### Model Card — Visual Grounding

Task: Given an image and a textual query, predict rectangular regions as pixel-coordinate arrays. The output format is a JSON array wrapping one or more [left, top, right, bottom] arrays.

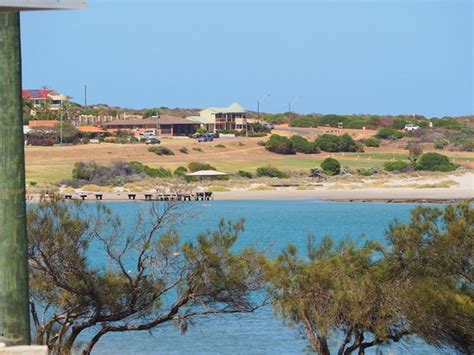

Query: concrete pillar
[[0, 12, 31, 346]]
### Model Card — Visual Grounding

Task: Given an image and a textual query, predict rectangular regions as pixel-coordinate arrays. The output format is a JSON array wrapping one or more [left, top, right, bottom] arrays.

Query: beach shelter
[[186, 170, 228, 185]]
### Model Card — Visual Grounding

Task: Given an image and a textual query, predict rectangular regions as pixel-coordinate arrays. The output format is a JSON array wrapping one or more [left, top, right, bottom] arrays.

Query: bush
[[289, 135, 319, 154], [357, 168, 376, 176], [179, 147, 189, 154], [315, 134, 360, 152], [148, 146, 175, 156], [376, 128, 403, 140], [290, 114, 380, 129], [416, 153, 458, 172], [215, 144, 226, 148], [192, 147, 203, 152], [144, 166, 172, 178], [364, 137, 380, 147], [238, 170, 253, 179], [320, 158, 341, 176], [188, 162, 216, 172], [265, 134, 295, 155], [383, 161, 411, 172], [174, 166, 188, 177], [434, 139, 449, 150], [256, 166, 288, 178]]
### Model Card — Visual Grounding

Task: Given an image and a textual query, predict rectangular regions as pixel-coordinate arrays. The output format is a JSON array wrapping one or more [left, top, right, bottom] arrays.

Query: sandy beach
[[31, 173, 473, 203]]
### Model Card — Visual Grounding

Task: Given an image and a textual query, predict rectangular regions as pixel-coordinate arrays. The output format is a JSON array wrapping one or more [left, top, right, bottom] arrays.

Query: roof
[[77, 126, 106, 133], [186, 115, 214, 124], [156, 115, 199, 125], [0, 1, 86, 11], [28, 120, 58, 128], [23, 89, 70, 101], [203, 103, 246, 114], [187, 170, 228, 177], [102, 119, 157, 127]]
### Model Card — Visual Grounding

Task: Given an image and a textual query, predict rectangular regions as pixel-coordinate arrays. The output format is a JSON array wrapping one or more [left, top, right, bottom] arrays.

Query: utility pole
[[84, 84, 88, 107], [257, 93, 269, 124], [288, 96, 302, 123], [0, 12, 31, 346]]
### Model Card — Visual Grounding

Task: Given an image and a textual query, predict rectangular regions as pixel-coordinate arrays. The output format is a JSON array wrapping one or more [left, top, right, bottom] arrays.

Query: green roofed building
[[187, 103, 255, 133]]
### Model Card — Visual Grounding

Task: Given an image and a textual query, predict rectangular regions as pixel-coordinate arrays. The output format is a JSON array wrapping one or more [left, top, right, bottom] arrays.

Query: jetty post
[[0, 1, 86, 346]]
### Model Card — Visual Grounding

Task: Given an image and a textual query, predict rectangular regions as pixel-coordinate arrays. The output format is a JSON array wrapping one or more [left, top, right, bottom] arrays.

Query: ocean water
[[76, 201, 450, 354]]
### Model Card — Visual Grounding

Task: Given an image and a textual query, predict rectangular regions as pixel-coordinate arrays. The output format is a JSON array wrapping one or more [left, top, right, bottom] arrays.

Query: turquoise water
[[81, 201, 449, 354]]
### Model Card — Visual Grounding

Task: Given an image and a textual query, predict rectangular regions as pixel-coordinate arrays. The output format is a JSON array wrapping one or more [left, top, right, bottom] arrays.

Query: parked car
[[404, 124, 420, 132], [145, 137, 161, 145], [198, 134, 214, 142]]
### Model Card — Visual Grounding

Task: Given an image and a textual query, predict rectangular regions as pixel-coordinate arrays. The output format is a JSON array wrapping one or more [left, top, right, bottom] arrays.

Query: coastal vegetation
[[26, 200, 473, 354], [267, 203, 473, 354], [148, 146, 175, 156], [28, 198, 266, 355], [320, 158, 341, 176]]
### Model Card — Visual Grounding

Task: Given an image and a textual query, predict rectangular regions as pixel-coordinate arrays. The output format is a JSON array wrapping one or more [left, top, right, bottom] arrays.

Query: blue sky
[[21, 0, 472, 117]]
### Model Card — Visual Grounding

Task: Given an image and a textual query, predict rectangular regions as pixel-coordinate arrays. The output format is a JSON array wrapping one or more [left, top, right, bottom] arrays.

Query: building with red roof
[[22, 88, 70, 111]]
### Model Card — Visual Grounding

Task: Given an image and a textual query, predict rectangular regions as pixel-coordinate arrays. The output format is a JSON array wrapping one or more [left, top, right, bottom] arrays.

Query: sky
[[21, 0, 473, 117]]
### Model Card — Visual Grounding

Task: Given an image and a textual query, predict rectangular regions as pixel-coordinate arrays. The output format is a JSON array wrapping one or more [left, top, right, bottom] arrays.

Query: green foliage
[[196, 127, 207, 134], [289, 135, 319, 154], [142, 108, 160, 118], [54, 121, 79, 144], [431, 118, 464, 131], [357, 168, 377, 176], [320, 158, 341, 175], [262, 113, 289, 125], [173, 166, 188, 177], [434, 139, 449, 150], [179, 147, 189, 154], [364, 137, 380, 147], [416, 152, 458, 172], [376, 127, 403, 140], [315, 134, 361, 152], [143, 166, 172, 178], [148, 146, 175, 156], [188, 162, 216, 172], [386, 204, 473, 353], [290, 114, 381, 129], [265, 134, 295, 155], [267, 204, 474, 354], [215, 144, 226, 148], [383, 161, 411, 172], [238, 170, 253, 179], [256, 165, 289, 178], [27, 199, 266, 354]]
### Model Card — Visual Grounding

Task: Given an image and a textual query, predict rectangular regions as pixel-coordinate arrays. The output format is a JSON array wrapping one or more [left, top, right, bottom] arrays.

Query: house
[[23, 89, 70, 111], [28, 120, 59, 129], [187, 103, 254, 132], [101, 116, 198, 137]]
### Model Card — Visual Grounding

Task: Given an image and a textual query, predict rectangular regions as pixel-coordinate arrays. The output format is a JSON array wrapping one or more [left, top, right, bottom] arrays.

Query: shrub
[[364, 137, 380, 147], [144, 166, 172, 178], [406, 143, 423, 164], [179, 147, 189, 154], [383, 161, 411, 172], [289, 135, 319, 154], [256, 166, 288, 178], [192, 147, 203, 152], [357, 168, 376, 176], [148, 146, 175, 156], [434, 139, 449, 150], [320, 158, 341, 176], [376, 128, 403, 140], [174, 166, 188, 177], [238, 170, 253, 179], [215, 144, 226, 148], [265, 134, 295, 155], [128, 161, 146, 174], [188, 162, 216, 172], [315, 134, 360, 152], [416, 153, 458, 172]]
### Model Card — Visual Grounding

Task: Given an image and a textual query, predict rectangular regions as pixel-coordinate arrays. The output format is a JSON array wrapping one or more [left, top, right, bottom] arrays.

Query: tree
[[267, 236, 409, 355], [27, 198, 266, 354], [387, 204, 473, 354], [321, 158, 341, 175], [54, 121, 79, 144], [267, 204, 473, 354], [406, 142, 423, 164], [265, 134, 295, 155], [416, 152, 458, 172]]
